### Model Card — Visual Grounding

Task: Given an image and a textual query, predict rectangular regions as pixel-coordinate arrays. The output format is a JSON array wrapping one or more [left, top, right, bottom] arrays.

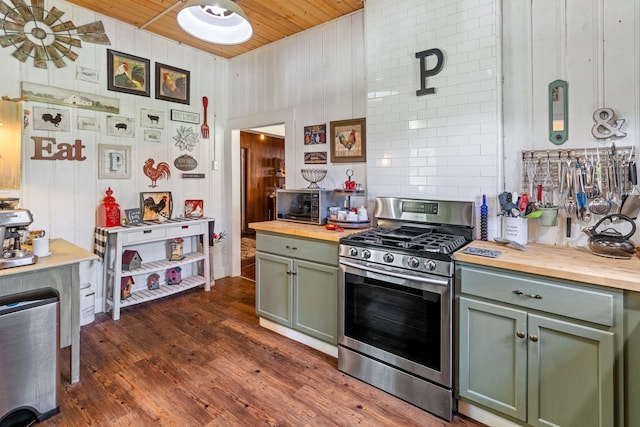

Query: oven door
[[338, 259, 452, 387]]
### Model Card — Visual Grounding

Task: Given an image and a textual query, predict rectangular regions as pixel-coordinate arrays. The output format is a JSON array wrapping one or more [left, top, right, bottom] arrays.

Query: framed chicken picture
[[155, 62, 190, 105], [140, 191, 173, 221], [106, 49, 150, 97], [330, 118, 367, 163]]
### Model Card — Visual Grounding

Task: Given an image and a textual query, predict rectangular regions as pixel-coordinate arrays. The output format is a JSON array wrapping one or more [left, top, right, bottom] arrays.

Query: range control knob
[[425, 260, 437, 271], [383, 253, 394, 263], [408, 257, 420, 268], [361, 249, 371, 259], [348, 247, 358, 257]]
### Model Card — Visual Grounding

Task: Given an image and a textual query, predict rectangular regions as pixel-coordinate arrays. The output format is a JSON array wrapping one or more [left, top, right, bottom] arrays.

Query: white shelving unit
[[99, 218, 212, 320]]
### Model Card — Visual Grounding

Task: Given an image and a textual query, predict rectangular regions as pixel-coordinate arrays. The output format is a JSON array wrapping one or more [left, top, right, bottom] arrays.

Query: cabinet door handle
[[291, 270, 297, 275], [512, 290, 542, 299], [286, 270, 291, 275], [285, 245, 298, 250], [516, 331, 526, 339], [529, 334, 539, 342]]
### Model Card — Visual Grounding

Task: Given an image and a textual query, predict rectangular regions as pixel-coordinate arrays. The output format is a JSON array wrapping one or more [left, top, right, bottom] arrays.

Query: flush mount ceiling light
[[177, 0, 253, 45]]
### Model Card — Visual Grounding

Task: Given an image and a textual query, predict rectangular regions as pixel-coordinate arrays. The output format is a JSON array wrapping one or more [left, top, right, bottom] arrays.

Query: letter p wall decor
[[415, 48, 444, 96]]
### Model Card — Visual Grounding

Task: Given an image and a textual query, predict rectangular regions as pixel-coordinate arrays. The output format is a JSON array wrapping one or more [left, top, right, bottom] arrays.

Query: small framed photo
[[330, 118, 366, 163], [107, 49, 150, 97], [33, 106, 70, 132], [141, 191, 173, 221], [155, 62, 190, 105], [98, 144, 131, 179], [77, 116, 99, 131], [304, 124, 326, 145], [184, 199, 203, 217]]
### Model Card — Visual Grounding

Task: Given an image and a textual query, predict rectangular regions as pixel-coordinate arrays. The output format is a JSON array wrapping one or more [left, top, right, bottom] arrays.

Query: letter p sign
[[415, 48, 444, 96]]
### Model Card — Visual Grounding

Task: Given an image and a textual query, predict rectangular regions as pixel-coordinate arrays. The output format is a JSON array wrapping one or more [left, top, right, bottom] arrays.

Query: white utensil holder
[[502, 217, 528, 245]]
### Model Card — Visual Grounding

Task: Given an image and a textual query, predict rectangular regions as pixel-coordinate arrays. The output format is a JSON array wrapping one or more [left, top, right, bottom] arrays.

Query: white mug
[[32, 237, 50, 256]]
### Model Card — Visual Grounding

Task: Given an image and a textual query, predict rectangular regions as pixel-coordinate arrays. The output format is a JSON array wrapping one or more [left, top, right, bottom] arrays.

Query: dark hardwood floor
[[44, 277, 484, 426]]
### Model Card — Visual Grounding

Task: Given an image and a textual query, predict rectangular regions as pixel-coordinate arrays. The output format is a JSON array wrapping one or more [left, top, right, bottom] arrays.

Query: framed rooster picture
[[106, 49, 150, 97], [155, 62, 190, 105], [330, 118, 367, 163], [140, 191, 173, 221]]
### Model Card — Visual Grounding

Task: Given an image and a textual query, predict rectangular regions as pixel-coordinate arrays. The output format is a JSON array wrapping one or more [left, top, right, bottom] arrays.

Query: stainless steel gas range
[[337, 197, 475, 421]]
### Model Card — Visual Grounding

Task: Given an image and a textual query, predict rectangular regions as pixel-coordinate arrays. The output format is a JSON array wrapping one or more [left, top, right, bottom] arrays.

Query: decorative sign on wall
[[22, 81, 120, 113], [415, 48, 444, 96], [143, 158, 171, 188], [0, 1, 110, 69], [591, 108, 627, 140], [170, 109, 199, 123], [33, 106, 70, 131], [140, 108, 164, 129], [30, 136, 86, 161], [174, 154, 198, 171], [172, 125, 199, 151], [106, 115, 135, 138], [304, 124, 326, 144], [304, 152, 327, 164]]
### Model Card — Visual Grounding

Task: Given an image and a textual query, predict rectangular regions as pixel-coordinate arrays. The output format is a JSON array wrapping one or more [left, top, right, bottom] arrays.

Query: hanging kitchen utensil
[[565, 196, 576, 237], [542, 151, 554, 205], [582, 214, 637, 259], [620, 159, 640, 219], [201, 96, 210, 139]]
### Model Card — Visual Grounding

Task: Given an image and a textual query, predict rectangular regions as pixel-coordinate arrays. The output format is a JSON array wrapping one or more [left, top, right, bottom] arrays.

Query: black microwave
[[275, 189, 338, 225]]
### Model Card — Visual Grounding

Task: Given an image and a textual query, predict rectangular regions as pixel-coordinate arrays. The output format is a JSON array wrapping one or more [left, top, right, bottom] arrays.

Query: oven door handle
[[340, 259, 450, 288]]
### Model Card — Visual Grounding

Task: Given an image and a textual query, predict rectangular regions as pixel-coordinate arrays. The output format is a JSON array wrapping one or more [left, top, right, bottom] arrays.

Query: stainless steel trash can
[[0, 289, 60, 426]]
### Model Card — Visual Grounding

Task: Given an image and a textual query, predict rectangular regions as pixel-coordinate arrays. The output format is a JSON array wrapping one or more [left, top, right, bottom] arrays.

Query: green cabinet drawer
[[256, 233, 338, 266], [457, 264, 620, 327]]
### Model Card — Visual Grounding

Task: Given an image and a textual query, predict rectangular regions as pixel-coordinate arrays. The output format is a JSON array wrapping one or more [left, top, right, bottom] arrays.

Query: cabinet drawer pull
[[529, 334, 539, 342], [285, 245, 298, 250], [516, 331, 525, 339], [143, 230, 152, 234], [512, 290, 542, 299]]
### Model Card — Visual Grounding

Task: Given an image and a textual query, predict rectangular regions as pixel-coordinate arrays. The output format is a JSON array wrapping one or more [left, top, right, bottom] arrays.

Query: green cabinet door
[[293, 259, 338, 343], [459, 296, 528, 421], [256, 251, 293, 326], [528, 314, 615, 427]]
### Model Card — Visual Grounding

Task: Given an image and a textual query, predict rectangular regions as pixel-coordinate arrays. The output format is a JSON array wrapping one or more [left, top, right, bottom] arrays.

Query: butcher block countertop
[[0, 238, 97, 277], [249, 220, 369, 242], [454, 240, 640, 293]]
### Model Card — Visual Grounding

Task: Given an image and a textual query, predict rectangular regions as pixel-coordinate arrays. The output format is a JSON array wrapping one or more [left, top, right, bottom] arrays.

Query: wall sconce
[[177, 0, 253, 45]]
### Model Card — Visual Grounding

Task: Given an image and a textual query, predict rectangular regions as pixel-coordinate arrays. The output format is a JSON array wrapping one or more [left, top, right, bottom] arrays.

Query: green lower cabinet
[[255, 232, 339, 345], [459, 296, 615, 427], [256, 252, 293, 326], [293, 259, 338, 343], [528, 314, 614, 427]]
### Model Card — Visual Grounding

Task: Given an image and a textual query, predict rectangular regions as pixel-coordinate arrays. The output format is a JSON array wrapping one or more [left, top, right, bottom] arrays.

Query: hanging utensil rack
[[520, 146, 634, 197]]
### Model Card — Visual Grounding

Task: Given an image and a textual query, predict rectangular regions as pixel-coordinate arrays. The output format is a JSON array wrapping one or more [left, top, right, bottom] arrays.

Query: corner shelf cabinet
[[99, 218, 212, 320]]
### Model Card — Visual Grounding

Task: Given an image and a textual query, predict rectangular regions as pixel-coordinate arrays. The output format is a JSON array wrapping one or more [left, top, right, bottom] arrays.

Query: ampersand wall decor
[[0, 0, 111, 69], [591, 108, 627, 140]]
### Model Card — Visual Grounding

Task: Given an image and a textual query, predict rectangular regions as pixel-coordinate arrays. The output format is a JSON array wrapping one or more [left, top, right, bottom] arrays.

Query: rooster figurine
[[143, 158, 171, 188]]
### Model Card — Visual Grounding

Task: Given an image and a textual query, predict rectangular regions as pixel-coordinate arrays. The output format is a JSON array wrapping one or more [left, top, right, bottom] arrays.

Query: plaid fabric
[[93, 227, 109, 260]]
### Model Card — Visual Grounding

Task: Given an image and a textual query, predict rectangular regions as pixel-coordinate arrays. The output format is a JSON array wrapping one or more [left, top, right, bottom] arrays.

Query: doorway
[[239, 129, 285, 280], [228, 109, 294, 279]]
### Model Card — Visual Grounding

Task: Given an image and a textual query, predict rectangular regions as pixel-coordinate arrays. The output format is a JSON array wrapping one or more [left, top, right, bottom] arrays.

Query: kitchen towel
[[93, 227, 109, 260]]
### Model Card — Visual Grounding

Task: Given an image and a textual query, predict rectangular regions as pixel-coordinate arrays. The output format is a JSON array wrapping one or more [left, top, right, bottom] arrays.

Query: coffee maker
[[0, 209, 37, 269]]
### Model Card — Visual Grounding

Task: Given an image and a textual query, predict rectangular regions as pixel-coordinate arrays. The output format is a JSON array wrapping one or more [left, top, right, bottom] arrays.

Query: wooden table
[[0, 239, 98, 383]]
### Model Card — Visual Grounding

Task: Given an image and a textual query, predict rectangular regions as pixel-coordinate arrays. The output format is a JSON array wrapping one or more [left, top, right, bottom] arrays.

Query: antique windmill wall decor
[[0, 0, 111, 69]]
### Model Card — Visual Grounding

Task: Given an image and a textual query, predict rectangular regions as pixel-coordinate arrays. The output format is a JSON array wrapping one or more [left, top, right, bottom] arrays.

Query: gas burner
[[341, 227, 469, 256]]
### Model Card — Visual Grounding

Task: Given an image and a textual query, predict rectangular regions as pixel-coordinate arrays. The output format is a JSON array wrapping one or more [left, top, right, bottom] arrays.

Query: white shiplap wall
[[503, 0, 640, 246], [0, 0, 229, 306], [365, 0, 500, 238]]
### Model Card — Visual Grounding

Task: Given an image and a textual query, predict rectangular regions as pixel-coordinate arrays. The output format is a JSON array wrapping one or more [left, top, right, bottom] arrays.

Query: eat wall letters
[[31, 136, 86, 161], [415, 48, 444, 96]]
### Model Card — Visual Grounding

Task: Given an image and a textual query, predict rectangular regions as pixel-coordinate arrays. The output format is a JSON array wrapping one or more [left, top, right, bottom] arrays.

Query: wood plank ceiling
[[66, 0, 365, 59]]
